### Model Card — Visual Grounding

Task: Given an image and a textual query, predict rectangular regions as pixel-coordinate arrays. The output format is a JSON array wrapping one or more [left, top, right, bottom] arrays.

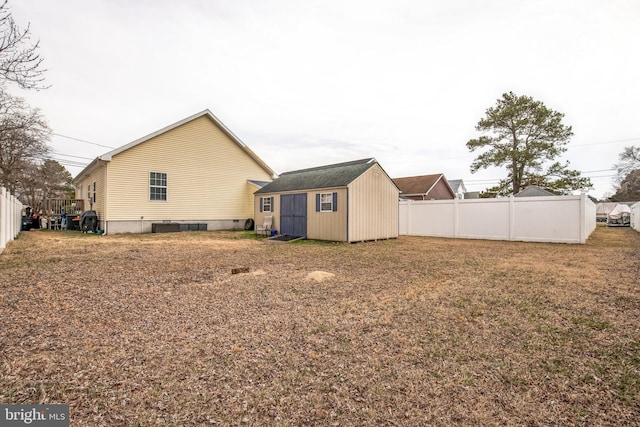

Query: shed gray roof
[[255, 158, 377, 194]]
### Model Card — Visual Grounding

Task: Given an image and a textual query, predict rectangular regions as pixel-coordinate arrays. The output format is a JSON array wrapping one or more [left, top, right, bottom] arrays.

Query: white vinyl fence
[[1, 186, 23, 254], [631, 202, 640, 232], [400, 193, 596, 244]]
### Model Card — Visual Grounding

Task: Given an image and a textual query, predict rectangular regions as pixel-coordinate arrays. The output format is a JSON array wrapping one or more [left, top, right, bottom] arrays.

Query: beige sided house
[[254, 158, 399, 242], [73, 110, 274, 234]]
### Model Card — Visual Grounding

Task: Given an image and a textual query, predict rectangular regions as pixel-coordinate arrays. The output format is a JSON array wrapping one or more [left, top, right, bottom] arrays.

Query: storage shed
[[254, 158, 399, 242]]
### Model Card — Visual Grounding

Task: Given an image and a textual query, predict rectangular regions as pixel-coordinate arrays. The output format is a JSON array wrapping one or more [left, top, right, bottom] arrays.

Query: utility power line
[[52, 133, 115, 149], [569, 137, 640, 148], [51, 151, 94, 160]]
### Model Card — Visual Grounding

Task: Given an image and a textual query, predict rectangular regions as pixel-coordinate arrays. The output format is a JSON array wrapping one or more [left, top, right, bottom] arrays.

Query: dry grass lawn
[[1, 225, 639, 426]]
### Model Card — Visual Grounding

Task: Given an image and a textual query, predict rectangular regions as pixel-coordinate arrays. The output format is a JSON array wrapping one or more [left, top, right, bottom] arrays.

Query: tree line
[[0, 0, 72, 214]]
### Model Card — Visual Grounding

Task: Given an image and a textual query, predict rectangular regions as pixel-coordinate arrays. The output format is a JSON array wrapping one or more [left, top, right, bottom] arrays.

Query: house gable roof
[[392, 173, 454, 197], [255, 158, 379, 194], [73, 109, 274, 181], [514, 185, 556, 197], [448, 179, 466, 193]]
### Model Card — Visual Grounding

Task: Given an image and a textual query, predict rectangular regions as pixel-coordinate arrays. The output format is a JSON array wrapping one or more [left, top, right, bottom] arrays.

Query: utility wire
[[51, 151, 94, 160], [569, 137, 640, 148], [52, 133, 116, 149]]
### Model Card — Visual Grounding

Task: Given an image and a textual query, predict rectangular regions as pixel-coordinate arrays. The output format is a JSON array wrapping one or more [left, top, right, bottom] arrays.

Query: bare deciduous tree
[[0, 0, 47, 90], [614, 145, 640, 183], [17, 159, 72, 212], [0, 89, 50, 194]]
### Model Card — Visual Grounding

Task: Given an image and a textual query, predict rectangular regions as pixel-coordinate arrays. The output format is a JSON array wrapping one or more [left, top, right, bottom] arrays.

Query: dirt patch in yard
[[1, 226, 639, 426]]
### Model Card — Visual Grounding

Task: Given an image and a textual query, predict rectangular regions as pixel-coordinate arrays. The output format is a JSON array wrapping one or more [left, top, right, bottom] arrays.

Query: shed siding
[[306, 188, 347, 241], [347, 164, 399, 241], [255, 189, 348, 241], [254, 194, 281, 233], [105, 115, 272, 221]]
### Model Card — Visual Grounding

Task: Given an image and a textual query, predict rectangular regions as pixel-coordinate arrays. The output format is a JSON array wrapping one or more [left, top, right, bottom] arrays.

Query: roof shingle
[[255, 158, 377, 194], [392, 174, 444, 196]]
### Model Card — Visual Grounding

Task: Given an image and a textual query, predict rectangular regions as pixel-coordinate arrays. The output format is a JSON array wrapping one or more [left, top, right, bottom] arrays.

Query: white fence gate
[[399, 194, 596, 244], [1, 186, 23, 254]]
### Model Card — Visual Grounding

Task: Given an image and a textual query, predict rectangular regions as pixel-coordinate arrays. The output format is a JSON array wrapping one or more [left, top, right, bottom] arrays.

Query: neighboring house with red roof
[[392, 174, 456, 200]]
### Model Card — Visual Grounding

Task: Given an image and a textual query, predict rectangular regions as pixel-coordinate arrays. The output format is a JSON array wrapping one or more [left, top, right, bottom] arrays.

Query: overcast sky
[[9, 0, 640, 198]]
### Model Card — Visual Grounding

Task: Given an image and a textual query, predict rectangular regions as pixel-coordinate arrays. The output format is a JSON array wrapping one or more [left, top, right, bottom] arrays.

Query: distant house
[[448, 179, 467, 199], [73, 110, 274, 234], [514, 185, 556, 198], [464, 191, 480, 199], [254, 158, 399, 242], [392, 173, 455, 200]]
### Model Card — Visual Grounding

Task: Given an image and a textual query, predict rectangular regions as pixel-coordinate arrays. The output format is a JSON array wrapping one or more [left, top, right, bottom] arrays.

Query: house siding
[[74, 161, 107, 227], [104, 115, 272, 222], [402, 180, 454, 200], [347, 164, 399, 241], [428, 179, 455, 199]]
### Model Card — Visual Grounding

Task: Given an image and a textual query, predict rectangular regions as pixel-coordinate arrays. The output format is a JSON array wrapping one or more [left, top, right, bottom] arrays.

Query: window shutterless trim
[[149, 171, 168, 201]]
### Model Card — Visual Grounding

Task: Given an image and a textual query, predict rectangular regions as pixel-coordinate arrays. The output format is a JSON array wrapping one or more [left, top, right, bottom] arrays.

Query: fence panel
[[400, 194, 596, 244], [0, 186, 23, 254], [632, 202, 640, 232]]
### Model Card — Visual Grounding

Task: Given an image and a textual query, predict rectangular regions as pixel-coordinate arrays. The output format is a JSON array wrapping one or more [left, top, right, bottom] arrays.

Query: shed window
[[260, 196, 273, 212], [316, 192, 338, 212], [150, 172, 167, 201]]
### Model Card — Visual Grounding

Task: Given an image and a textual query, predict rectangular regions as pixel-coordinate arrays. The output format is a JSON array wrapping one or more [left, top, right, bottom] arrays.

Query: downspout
[[101, 159, 108, 235]]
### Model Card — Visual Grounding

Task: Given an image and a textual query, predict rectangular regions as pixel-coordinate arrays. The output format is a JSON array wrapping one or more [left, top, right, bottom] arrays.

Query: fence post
[[13, 191, 21, 239], [406, 199, 412, 235], [579, 192, 586, 244], [0, 187, 6, 252], [453, 197, 459, 238], [0, 186, 23, 253]]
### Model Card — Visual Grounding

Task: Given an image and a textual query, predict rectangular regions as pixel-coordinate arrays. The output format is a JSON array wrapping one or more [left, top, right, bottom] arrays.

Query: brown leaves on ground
[[1, 226, 639, 426]]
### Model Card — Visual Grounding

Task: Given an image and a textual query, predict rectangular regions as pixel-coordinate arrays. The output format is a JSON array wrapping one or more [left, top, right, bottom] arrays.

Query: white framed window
[[316, 192, 337, 212], [261, 197, 272, 212], [150, 172, 167, 201], [320, 192, 333, 212]]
